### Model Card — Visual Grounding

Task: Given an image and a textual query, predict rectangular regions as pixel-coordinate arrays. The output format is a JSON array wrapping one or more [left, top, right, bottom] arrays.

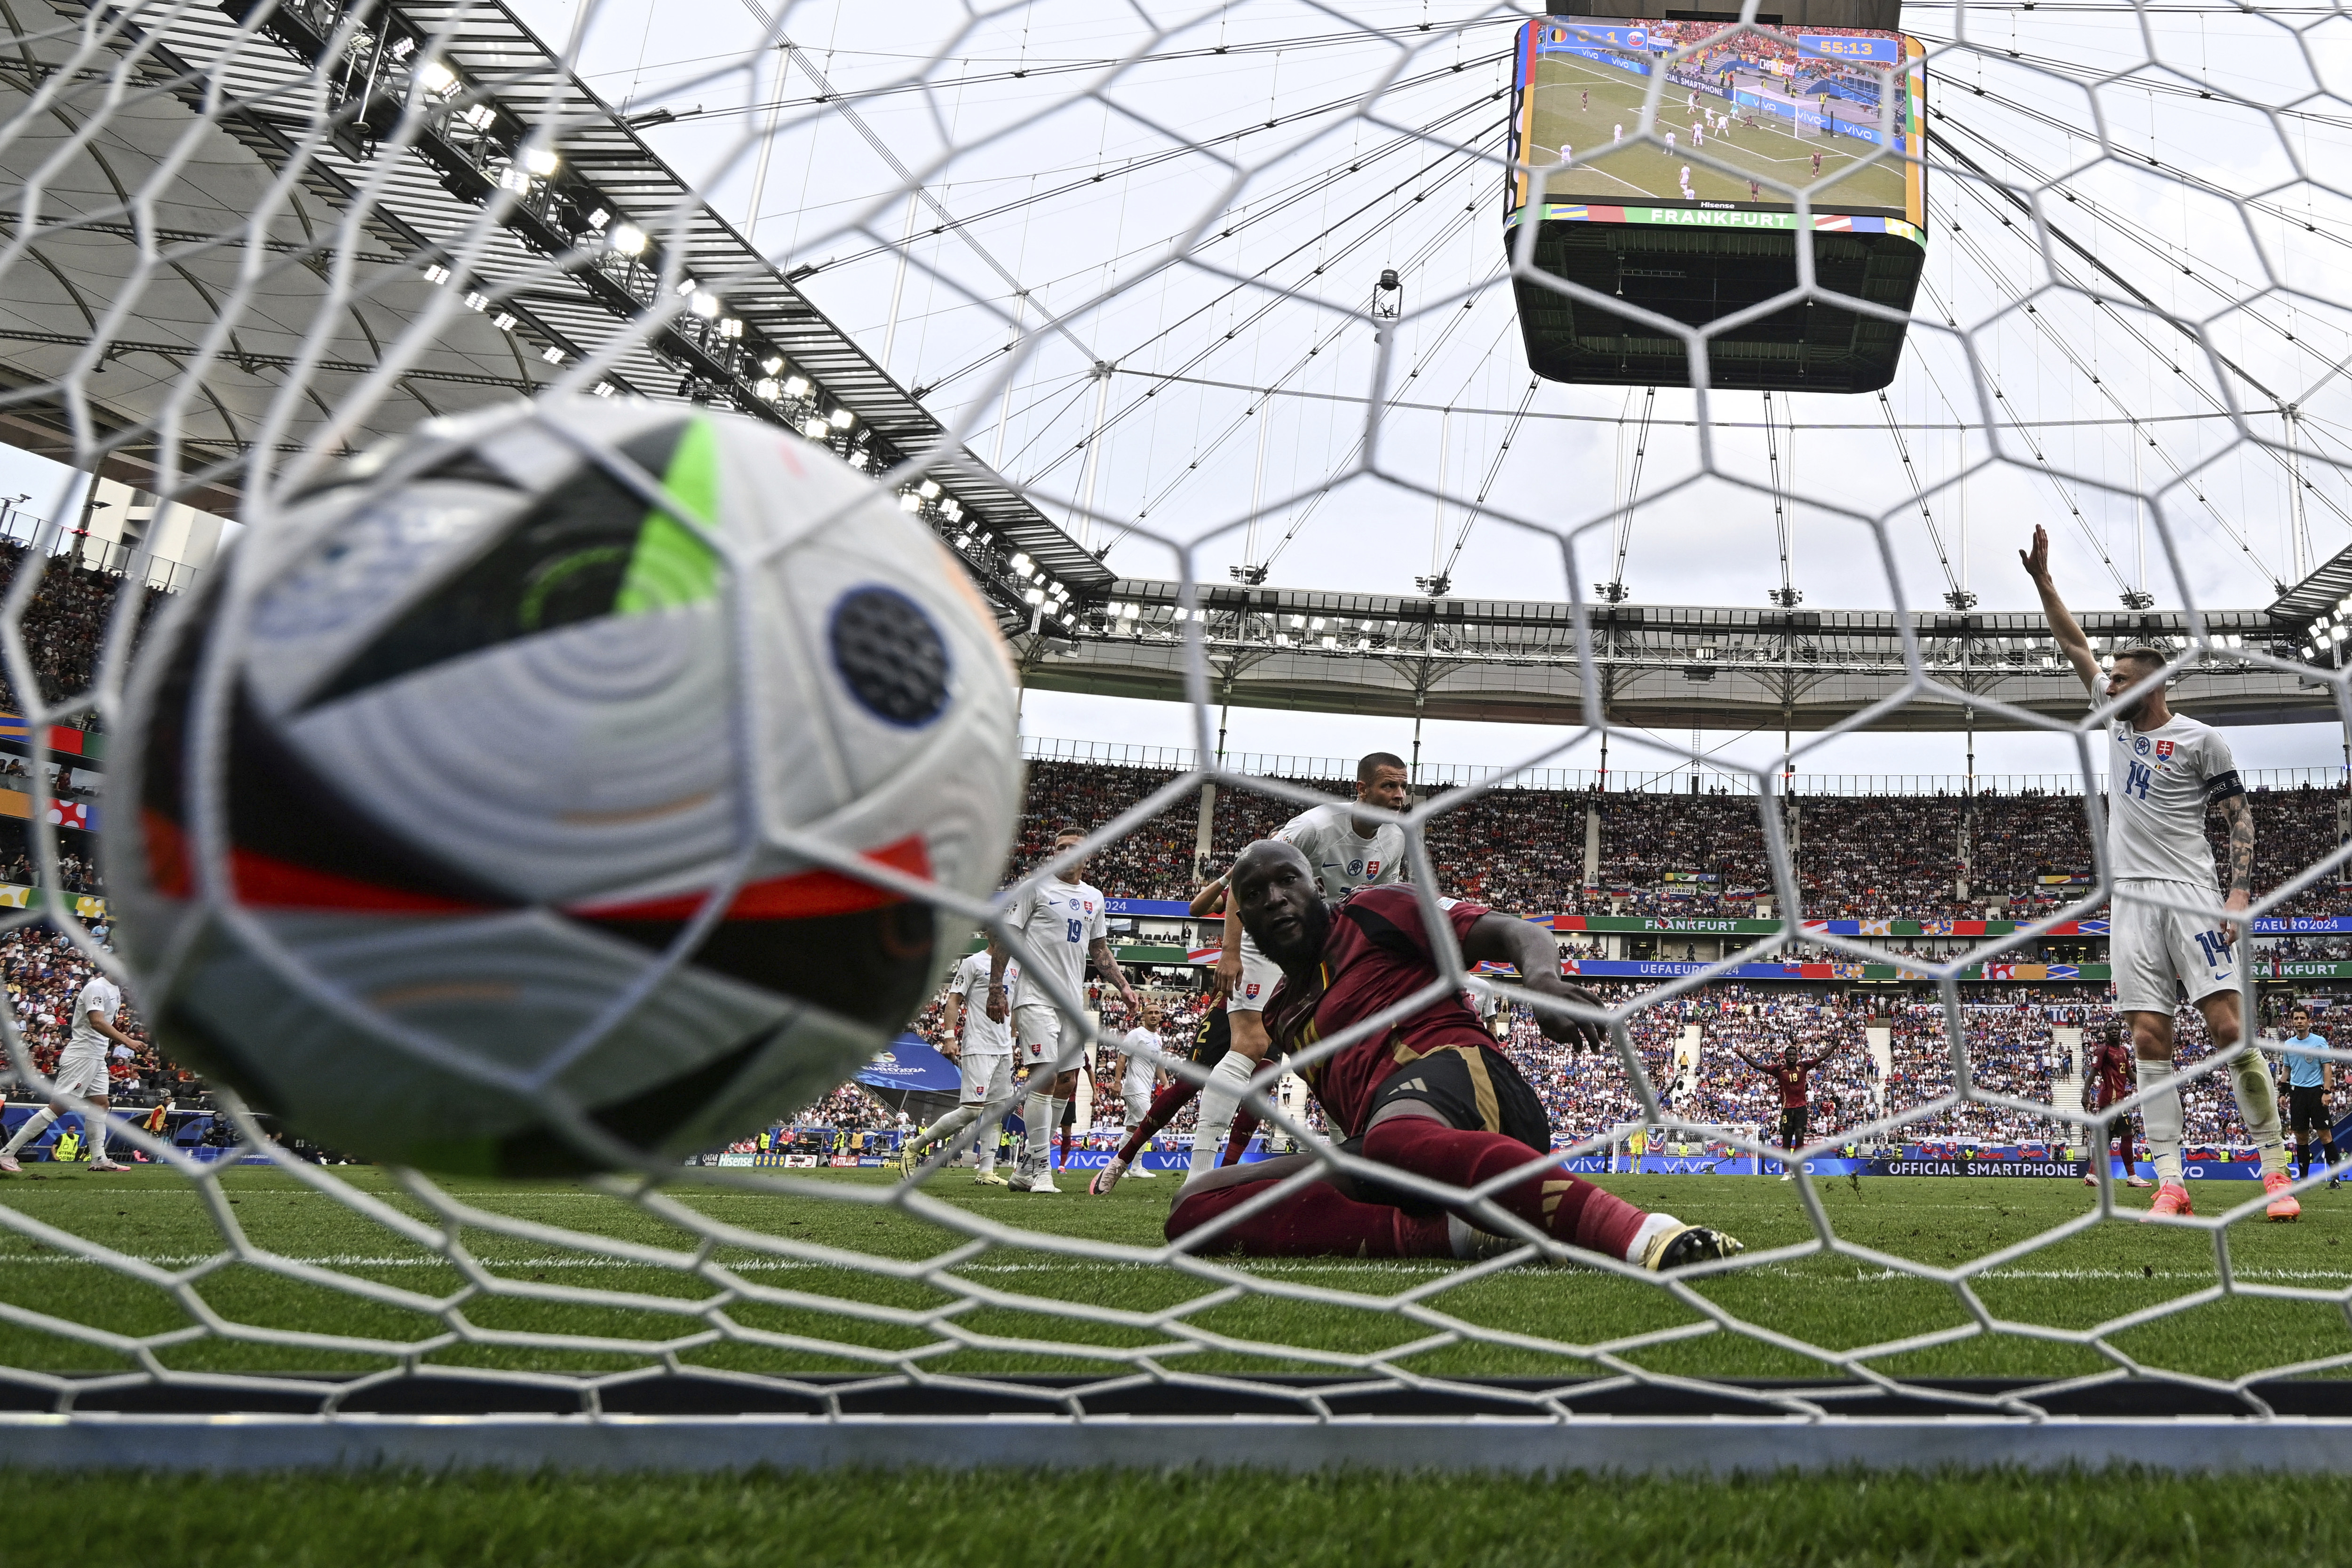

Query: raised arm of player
[[1803, 1038, 1851, 1071], [1188, 873, 1230, 918], [2019, 524, 2101, 694], [1089, 935, 1143, 1015], [1461, 913, 1605, 1051]]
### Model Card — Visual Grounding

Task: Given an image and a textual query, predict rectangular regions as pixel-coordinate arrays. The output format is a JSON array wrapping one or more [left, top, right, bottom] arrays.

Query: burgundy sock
[[1165, 1178, 1450, 1258], [1362, 1117, 1649, 1260], [1118, 1081, 1199, 1163], [1220, 1067, 1281, 1166], [1223, 1107, 1259, 1167]]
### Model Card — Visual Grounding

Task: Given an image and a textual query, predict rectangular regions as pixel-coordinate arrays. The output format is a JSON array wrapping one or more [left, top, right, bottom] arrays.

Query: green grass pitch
[[12, 1465, 2352, 1567], [4, 1164, 2350, 1384], [1525, 54, 1907, 212]]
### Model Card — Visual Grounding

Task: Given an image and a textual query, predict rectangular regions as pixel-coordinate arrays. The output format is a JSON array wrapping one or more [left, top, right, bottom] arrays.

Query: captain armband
[[2206, 770, 2245, 804]]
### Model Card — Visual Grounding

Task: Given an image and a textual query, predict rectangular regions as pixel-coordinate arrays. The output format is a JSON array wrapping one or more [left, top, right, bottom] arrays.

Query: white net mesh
[[3, 0, 2352, 1427]]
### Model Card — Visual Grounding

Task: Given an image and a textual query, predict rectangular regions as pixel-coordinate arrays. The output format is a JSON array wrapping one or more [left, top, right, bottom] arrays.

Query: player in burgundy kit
[[2081, 1018, 2149, 1187], [1732, 1040, 1848, 1179], [1162, 842, 1742, 1270]]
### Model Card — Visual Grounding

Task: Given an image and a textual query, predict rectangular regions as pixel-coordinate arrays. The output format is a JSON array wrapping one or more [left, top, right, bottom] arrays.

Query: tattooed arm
[[2216, 788, 2253, 945]]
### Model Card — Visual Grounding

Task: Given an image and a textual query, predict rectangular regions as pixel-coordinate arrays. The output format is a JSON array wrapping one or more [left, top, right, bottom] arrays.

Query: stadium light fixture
[[462, 104, 497, 131], [585, 207, 610, 231], [541, 346, 565, 365], [899, 493, 921, 512], [761, 357, 783, 375], [801, 417, 828, 439], [848, 450, 870, 469], [492, 312, 517, 332], [522, 146, 560, 177], [1024, 588, 1045, 606], [719, 317, 744, 339], [607, 223, 648, 256], [829, 408, 854, 429], [918, 479, 940, 498], [689, 291, 721, 319], [417, 59, 457, 95], [784, 375, 809, 398], [755, 377, 779, 400], [461, 291, 488, 311], [421, 263, 450, 284], [1010, 553, 1032, 573]]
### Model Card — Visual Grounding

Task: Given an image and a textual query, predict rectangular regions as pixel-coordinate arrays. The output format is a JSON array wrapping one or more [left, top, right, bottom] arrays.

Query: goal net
[[1, 0, 2350, 1465]]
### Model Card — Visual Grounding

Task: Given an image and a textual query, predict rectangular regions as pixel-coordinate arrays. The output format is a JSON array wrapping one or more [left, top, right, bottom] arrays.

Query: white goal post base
[[8, 1413, 2352, 1474]]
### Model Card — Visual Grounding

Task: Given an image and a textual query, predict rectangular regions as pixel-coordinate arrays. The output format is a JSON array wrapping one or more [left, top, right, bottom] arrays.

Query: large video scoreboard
[[1506, 9, 1927, 391]]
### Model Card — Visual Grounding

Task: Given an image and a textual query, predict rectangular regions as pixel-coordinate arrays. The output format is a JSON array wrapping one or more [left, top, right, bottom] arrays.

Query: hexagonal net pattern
[[3, 0, 2352, 1440]]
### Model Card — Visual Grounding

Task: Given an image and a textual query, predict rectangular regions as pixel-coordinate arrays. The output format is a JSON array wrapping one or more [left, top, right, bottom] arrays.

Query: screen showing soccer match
[[1509, 17, 1924, 224]]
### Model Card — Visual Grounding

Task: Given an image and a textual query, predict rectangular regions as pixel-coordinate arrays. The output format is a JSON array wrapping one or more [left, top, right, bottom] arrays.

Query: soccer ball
[[106, 398, 1021, 1174]]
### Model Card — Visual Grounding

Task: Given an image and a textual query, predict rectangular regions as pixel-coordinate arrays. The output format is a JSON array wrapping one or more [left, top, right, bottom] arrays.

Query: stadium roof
[[0, 0, 1108, 615], [1016, 586, 2333, 732]]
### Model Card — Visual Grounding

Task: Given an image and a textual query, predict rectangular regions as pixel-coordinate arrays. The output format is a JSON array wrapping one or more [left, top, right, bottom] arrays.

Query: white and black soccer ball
[[106, 398, 1020, 1174]]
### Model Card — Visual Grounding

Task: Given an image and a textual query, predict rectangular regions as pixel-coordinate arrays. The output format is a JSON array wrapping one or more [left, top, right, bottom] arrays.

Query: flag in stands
[[46, 800, 85, 829]]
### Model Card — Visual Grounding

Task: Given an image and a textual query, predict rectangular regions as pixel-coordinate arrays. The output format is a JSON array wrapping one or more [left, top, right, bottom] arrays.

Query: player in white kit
[[986, 826, 1143, 1194], [1114, 1006, 1170, 1179], [2023, 525, 2292, 1219], [897, 947, 1022, 1184], [1194, 752, 1413, 1173], [0, 967, 136, 1174]]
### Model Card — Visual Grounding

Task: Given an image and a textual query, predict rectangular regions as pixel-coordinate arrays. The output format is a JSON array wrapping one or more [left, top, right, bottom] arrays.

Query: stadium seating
[[1013, 758, 2347, 922]]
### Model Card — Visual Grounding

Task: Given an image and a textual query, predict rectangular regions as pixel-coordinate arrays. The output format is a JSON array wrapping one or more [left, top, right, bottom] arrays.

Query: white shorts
[[960, 1052, 1013, 1106], [1123, 1084, 1154, 1124], [1014, 1002, 1077, 1070], [2111, 883, 2236, 1013], [49, 1047, 108, 1099], [1227, 936, 1284, 1015]]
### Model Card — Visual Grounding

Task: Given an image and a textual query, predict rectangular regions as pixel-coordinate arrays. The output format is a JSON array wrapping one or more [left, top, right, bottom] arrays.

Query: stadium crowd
[[1013, 759, 2351, 924]]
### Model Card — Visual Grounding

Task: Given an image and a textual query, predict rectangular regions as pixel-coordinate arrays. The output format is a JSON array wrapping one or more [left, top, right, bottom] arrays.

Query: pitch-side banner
[[853, 1035, 960, 1095], [1560, 958, 2108, 981]]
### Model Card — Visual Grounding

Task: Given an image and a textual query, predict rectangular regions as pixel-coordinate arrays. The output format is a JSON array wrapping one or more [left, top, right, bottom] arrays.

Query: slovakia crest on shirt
[[2134, 736, 2151, 755], [1083, 900, 1094, 913], [1245, 982, 1262, 999], [1366, 859, 1381, 877], [2156, 740, 2174, 759]]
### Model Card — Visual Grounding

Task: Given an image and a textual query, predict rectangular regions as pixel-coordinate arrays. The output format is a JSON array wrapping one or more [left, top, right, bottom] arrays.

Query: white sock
[[1625, 1212, 1678, 1265], [975, 1088, 1017, 1172], [1023, 1089, 1055, 1160], [1043, 1098, 1068, 1168], [2136, 1057, 2185, 1186], [2226, 1048, 2288, 1176], [3, 1106, 57, 1156], [86, 1112, 106, 1164], [1190, 1051, 1256, 1174], [911, 1104, 979, 1159]]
